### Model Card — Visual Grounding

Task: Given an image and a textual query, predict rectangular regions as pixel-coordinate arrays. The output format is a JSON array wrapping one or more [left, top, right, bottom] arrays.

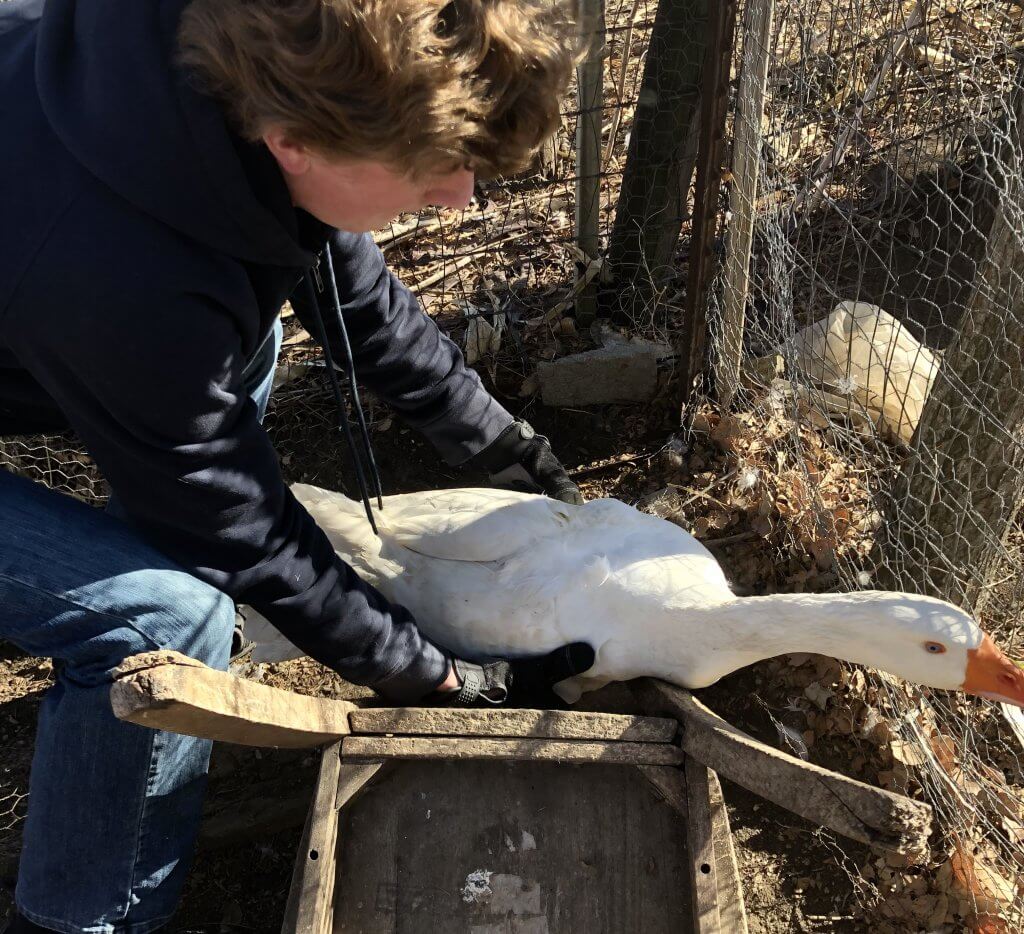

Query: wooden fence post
[[716, 0, 775, 408]]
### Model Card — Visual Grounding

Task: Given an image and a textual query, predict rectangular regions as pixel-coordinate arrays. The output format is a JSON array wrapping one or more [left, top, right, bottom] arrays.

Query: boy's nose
[[425, 167, 475, 210]]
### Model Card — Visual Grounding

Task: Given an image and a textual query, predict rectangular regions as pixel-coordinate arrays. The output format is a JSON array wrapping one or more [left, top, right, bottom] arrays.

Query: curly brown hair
[[178, 0, 579, 179]]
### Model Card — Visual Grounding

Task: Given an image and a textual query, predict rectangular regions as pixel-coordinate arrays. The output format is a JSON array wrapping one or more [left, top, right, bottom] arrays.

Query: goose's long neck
[[655, 591, 933, 687], [719, 592, 880, 655]]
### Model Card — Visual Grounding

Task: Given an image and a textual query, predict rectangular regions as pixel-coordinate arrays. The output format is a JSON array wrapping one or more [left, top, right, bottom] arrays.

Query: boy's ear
[[262, 126, 311, 176]]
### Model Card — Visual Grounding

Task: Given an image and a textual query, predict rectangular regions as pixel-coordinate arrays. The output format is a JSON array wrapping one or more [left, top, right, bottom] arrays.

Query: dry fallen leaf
[[950, 843, 1017, 933], [804, 681, 834, 711], [890, 738, 929, 767], [710, 415, 746, 453]]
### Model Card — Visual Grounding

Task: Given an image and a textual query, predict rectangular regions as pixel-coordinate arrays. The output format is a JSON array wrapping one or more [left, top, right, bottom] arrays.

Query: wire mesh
[[0, 434, 108, 506], [709, 0, 1024, 927]]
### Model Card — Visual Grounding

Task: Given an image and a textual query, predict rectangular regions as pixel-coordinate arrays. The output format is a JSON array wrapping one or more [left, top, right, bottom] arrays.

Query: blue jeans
[[0, 319, 282, 932]]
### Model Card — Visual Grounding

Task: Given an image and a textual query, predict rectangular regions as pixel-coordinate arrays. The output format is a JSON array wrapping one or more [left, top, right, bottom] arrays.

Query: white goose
[[243, 484, 1024, 707]]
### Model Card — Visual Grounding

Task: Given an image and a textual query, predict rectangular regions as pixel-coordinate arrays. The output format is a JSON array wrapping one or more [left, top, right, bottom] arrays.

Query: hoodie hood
[[35, 0, 314, 268]]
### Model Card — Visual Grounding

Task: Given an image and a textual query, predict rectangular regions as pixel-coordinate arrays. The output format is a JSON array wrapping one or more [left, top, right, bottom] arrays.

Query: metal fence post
[[575, 0, 606, 326], [677, 0, 739, 405]]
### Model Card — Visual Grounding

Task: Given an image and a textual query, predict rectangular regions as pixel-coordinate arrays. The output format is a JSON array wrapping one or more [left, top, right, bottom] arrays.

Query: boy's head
[[179, 0, 579, 230]]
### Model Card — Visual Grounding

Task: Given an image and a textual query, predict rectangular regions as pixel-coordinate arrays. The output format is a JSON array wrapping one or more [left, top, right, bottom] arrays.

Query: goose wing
[[374, 487, 575, 563]]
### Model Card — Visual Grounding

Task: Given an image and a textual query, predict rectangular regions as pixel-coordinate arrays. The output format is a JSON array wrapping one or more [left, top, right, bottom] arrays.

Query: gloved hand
[[470, 419, 583, 505], [435, 643, 595, 708]]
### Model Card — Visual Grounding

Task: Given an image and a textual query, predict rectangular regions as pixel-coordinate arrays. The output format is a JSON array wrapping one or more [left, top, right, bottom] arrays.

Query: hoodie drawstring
[[302, 249, 383, 534]]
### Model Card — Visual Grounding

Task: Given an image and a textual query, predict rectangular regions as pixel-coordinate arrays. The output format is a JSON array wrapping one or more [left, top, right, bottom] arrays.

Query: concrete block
[[537, 339, 669, 407]]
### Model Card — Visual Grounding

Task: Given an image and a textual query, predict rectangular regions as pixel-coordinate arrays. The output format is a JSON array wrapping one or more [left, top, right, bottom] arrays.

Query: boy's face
[[263, 127, 475, 232]]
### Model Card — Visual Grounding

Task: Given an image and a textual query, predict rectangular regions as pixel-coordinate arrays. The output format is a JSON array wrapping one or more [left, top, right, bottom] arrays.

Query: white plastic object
[[790, 301, 939, 444]]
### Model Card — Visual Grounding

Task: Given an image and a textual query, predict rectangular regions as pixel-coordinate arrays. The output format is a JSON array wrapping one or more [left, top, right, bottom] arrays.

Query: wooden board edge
[[341, 735, 684, 766], [335, 760, 386, 811], [639, 763, 748, 933], [111, 650, 353, 748], [637, 764, 688, 819], [282, 742, 344, 934], [707, 770, 749, 934], [349, 706, 677, 742], [686, 758, 722, 934], [635, 679, 931, 855]]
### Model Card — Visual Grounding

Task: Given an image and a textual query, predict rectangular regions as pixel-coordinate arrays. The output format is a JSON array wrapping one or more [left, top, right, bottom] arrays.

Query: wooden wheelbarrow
[[110, 652, 931, 933]]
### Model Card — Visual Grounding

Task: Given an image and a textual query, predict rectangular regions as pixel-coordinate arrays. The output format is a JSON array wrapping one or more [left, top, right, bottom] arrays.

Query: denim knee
[[55, 569, 236, 688], [163, 572, 236, 671]]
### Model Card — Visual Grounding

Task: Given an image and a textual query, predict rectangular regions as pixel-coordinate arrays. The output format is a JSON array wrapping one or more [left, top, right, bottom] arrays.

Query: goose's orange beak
[[962, 634, 1024, 707]]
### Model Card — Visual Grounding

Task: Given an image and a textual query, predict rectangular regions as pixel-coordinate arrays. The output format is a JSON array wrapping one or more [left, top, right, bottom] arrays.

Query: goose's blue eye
[[924, 641, 946, 654]]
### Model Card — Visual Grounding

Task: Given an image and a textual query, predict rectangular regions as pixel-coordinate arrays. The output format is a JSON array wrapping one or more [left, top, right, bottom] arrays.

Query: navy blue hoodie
[[0, 0, 515, 700]]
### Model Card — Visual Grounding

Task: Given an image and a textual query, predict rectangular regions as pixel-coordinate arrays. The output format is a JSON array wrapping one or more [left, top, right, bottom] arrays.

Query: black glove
[[471, 420, 583, 505], [436, 643, 595, 708]]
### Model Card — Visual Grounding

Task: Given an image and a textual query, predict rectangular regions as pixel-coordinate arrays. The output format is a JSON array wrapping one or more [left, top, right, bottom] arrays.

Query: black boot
[[229, 606, 254, 662]]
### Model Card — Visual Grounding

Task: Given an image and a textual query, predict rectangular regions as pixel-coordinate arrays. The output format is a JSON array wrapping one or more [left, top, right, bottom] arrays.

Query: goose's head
[[848, 593, 1024, 707]]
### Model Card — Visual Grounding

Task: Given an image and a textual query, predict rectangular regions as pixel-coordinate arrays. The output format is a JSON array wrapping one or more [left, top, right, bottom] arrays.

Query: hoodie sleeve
[[7, 227, 449, 703], [289, 231, 515, 466]]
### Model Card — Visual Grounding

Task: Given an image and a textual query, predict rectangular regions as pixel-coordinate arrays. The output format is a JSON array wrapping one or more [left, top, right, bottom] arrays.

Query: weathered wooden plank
[[685, 759, 722, 933], [110, 651, 353, 748], [640, 764, 748, 932], [282, 752, 383, 934], [636, 680, 932, 854], [281, 743, 343, 934], [341, 735, 684, 766], [707, 769, 749, 934], [717, 0, 775, 406], [637, 765, 689, 818], [333, 761, 692, 932], [335, 760, 385, 811], [349, 706, 677, 742]]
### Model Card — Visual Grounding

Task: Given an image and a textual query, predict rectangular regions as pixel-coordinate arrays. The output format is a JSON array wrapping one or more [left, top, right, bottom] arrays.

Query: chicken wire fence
[[696, 0, 1024, 927], [3, 0, 1024, 927]]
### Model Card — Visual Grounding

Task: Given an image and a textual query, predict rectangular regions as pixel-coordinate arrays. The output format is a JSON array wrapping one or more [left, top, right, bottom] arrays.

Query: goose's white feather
[[242, 483, 985, 703]]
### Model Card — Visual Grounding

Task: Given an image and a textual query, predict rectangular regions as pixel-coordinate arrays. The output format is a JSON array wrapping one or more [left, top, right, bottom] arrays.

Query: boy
[[0, 1, 590, 929]]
